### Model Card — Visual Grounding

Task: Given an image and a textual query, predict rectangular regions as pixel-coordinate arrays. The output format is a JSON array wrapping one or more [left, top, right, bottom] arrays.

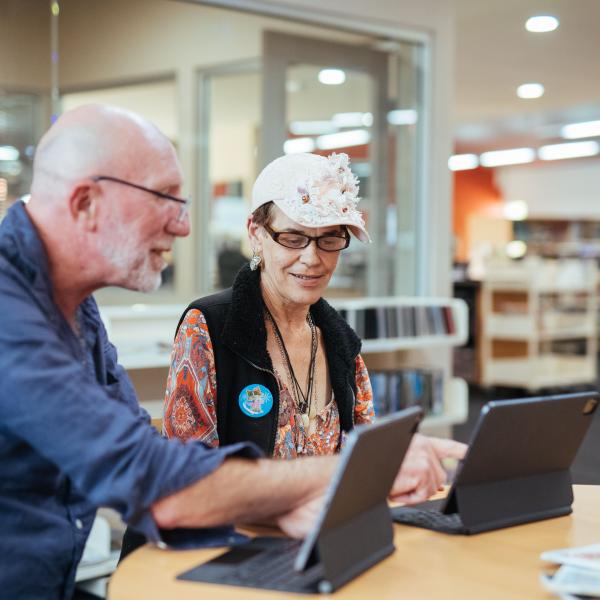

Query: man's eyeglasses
[[91, 175, 190, 222], [264, 224, 350, 252]]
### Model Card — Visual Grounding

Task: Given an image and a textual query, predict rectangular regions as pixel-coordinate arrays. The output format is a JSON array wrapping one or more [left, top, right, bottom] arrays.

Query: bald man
[[0, 105, 464, 599]]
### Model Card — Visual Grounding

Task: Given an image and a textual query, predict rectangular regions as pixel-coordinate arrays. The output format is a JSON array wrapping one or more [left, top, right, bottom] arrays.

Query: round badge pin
[[238, 384, 274, 418]]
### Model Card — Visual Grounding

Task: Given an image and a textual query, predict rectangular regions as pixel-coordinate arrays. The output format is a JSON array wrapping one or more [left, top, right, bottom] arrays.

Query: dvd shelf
[[337, 305, 456, 339], [370, 368, 444, 417]]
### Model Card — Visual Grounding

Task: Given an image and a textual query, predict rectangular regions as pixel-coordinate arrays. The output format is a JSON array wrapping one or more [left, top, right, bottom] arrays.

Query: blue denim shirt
[[0, 201, 262, 599]]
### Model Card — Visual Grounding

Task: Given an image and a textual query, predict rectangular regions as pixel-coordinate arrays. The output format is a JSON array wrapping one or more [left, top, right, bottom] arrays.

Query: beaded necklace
[[265, 307, 318, 430]]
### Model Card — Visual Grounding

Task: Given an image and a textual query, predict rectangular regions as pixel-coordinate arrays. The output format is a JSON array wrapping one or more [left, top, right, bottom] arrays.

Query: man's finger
[[428, 437, 467, 460]]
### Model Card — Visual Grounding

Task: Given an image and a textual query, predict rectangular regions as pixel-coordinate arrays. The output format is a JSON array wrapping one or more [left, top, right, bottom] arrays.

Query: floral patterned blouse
[[163, 309, 374, 458]]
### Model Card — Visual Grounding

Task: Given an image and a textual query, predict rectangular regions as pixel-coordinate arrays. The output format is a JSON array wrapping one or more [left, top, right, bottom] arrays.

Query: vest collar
[[221, 264, 362, 373]]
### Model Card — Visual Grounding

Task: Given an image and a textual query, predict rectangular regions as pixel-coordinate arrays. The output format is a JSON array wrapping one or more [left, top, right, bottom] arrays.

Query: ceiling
[[454, 0, 600, 152]]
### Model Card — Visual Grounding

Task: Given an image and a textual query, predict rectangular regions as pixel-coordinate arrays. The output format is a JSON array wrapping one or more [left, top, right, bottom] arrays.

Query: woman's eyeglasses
[[264, 224, 349, 252]]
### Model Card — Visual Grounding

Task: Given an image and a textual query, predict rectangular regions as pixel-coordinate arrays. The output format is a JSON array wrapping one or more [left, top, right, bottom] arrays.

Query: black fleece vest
[[176, 265, 361, 455]]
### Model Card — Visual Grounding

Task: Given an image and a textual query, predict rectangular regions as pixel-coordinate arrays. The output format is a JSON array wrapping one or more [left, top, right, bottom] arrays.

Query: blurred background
[[1, 0, 598, 478]]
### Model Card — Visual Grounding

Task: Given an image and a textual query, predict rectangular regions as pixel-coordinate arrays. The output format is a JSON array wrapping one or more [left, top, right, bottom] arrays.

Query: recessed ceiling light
[[503, 200, 528, 221], [525, 15, 559, 33], [318, 69, 346, 85], [506, 240, 527, 259], [517, 83, 545, 99]]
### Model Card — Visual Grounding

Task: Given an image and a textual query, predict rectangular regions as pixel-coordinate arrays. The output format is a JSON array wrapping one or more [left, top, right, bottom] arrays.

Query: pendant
[[301, 413, 310, 429]]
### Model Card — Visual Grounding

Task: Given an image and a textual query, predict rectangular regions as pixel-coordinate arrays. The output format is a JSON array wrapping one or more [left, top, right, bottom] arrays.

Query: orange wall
[[453, 167, 504, 262]]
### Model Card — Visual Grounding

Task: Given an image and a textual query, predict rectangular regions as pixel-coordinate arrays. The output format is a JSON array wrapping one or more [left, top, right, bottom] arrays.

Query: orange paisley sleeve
[[354, 354, 375, 425], [163, 309, 219, 446]]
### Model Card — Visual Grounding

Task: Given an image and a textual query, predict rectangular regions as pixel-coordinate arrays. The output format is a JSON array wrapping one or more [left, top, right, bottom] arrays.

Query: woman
[[119, 152, 464, 559], [163, 152, 374, 457]]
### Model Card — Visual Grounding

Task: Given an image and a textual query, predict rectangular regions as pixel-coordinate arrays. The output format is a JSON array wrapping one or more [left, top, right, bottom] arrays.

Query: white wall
[[0, 0, 49, 89], [62, 81, 178, 141], [496, 158, 600, 219]]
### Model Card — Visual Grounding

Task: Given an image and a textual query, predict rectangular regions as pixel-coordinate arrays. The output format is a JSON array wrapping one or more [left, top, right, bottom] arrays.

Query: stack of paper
[[540, 544, 600, 598]]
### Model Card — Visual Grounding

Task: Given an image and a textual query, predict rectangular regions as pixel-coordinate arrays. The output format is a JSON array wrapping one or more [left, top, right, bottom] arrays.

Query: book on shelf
[[337, 305, 456, 339], [370, 368, 444, 417]]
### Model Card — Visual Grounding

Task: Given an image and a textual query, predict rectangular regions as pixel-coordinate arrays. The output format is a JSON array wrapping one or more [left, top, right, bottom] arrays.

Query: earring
[[249, 251, 262, 271]]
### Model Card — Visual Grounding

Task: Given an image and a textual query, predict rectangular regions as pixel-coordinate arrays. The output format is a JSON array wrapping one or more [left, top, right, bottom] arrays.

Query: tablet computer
[[392, 391, 598, 534]]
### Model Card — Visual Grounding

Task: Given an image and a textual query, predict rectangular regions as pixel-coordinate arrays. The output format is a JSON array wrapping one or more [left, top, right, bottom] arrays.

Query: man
[[0, 104, 464, 599]]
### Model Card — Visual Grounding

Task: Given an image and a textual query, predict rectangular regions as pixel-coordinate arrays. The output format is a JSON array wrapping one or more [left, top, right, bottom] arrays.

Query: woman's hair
[[250, 201, 273, 226]]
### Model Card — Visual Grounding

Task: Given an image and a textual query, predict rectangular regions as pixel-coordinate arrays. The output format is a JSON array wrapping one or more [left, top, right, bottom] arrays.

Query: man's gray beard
[[99, 240, 162, 293]]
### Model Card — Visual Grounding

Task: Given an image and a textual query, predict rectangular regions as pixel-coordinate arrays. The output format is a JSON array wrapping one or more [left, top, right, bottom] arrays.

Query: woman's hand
[[389, 434, 467, 504]]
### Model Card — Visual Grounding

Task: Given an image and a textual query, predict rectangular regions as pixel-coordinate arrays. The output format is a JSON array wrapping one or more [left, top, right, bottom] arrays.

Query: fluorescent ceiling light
[[561, 120, 600, 139], [318, 69, 346, 85], [503, 200, 528, 221], [387, 109, 418, 125], [0, 146, 19, 161], [283, 137, 316, 154], [538, 140, 600, 161], [448, 154, 478, 171], [480, 147, 535, 167], [289, 120, 336, 136], [525, 15, 559, 33], [331, 112, 371, 128], [517, 83, 544, 99], [316, 129, 370, 150]]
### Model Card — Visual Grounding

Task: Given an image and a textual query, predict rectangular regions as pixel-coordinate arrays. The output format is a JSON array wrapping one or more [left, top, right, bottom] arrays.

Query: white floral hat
[[251, 152, 370, 243]]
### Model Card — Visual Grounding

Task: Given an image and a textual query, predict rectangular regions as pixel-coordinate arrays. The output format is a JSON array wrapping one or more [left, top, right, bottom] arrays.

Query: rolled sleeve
[[129, 441, 263, 543]]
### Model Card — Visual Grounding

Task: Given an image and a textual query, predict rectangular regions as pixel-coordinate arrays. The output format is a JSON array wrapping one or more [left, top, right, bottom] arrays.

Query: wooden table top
[[109, 485, 600, 599]]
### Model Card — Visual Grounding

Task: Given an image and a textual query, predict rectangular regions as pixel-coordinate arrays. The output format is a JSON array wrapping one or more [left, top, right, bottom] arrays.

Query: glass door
[[262, 31, 389, 297]]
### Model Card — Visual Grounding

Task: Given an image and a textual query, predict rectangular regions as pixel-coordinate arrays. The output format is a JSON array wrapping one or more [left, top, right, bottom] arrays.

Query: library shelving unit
[[479, 258, 598, 391], [100, 295, 469, 430], [329, 296, 469, 430]]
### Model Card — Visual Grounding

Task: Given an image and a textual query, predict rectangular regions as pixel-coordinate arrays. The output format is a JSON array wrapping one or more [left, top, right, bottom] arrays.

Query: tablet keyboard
[[391, 506, 467, 534], [177, 536, 324, 592]]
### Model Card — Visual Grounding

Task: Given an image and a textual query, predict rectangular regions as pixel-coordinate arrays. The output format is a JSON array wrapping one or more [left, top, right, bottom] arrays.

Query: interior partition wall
[[1, 0, 446, 303]]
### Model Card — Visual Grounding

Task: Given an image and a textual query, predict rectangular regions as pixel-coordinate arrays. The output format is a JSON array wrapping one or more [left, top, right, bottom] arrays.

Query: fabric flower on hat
[[251, 151, 370, 242]]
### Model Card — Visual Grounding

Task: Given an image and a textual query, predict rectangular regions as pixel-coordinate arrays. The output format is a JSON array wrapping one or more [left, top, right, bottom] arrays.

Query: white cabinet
[[480, 259, 598, 391]]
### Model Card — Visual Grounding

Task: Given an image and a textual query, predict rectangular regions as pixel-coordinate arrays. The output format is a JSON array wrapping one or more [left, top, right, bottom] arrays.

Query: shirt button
[[75, 519, 83, 530]]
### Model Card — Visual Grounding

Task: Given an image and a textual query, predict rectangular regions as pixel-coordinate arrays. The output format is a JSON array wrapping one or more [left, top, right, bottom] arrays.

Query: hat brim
[[271, 199, 371, 244]]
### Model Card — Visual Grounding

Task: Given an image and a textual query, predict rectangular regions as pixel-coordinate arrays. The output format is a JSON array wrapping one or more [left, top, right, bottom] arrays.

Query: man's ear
[[68, 181, 98, 231]]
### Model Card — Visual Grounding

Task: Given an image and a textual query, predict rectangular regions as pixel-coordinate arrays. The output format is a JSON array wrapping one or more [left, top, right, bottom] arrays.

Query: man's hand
[[276, 494, 325, 539], [389, 434, 467, 504]]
